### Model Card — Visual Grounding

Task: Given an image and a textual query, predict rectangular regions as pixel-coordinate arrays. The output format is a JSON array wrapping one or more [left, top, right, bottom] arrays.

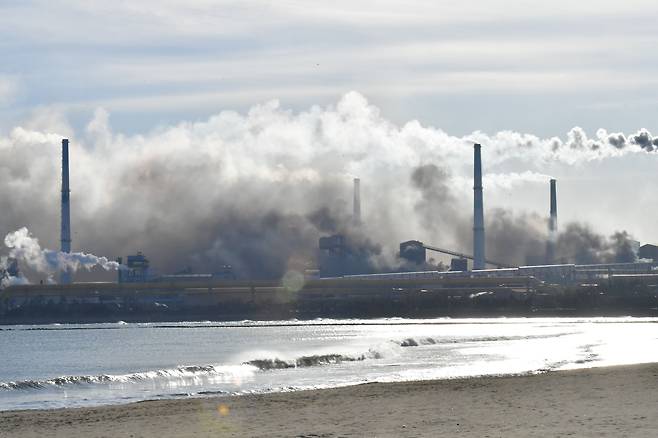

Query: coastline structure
[[2, 261, 658, 324]]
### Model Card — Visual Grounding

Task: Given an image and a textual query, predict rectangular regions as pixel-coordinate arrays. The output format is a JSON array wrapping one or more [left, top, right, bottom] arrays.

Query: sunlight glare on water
[[0, 317, 657, 410]]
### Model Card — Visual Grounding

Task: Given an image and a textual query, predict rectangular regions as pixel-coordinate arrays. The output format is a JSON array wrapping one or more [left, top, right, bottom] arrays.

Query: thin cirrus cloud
[[1, 0, 658, 135], [0, 76, 18, 107], [94, 35, 654, 84]]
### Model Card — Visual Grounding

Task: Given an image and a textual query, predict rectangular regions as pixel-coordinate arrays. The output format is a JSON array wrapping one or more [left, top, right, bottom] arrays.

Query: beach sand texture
[[1, 363, 657, 437]]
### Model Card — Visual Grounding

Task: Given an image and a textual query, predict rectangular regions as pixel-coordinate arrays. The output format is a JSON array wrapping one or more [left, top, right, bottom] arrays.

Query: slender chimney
[[353, 177, 361, 225], [547, 178, 558, 264], [60, 139, 72, 284], [473, 143, 485, 270]]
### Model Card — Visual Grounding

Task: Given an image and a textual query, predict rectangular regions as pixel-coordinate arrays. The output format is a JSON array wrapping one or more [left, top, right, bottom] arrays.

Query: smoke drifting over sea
[[0, 92, 653, 281]]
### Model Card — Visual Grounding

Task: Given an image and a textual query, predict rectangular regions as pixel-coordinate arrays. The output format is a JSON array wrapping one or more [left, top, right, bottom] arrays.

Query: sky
[[2, 0, 658, 135], [1, 1, 657, 280]]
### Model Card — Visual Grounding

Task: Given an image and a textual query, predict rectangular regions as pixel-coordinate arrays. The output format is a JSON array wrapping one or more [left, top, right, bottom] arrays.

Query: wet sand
[[2, 363, 658, 437]]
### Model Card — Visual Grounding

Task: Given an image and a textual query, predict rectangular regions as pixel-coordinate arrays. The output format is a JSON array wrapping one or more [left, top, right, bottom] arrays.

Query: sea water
[[1, 317, 657, 411]]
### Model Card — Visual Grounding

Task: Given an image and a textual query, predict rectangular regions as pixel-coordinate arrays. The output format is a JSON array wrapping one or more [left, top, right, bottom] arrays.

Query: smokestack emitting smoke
[[0, 92, 651, 279], [473, 143, 485, 270], [3, 227, 122, 283], [547, 179, 558, 263], [60, 139, 72, 284], [353, 178, 361, 225]]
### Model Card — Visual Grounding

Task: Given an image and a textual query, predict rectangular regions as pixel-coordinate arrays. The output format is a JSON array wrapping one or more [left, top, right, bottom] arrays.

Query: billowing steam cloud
[[0, 92, 653, 280], [2, 227, 122, 285]]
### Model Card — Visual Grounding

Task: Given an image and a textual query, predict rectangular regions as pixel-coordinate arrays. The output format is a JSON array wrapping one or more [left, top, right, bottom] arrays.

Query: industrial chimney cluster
[[5, 137, 658, 324], [56, 137, 563, 283], [472, 143, 560, 269], [53, 137, 632, 285]]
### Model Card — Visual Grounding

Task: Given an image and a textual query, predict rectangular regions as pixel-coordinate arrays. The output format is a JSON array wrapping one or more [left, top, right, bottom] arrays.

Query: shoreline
[[3, 312, 658, 327], [2, 363, 658, 437]]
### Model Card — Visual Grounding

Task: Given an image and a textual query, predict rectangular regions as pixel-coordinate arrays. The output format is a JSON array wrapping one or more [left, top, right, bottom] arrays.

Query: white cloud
[[2, 0, 658, 137]]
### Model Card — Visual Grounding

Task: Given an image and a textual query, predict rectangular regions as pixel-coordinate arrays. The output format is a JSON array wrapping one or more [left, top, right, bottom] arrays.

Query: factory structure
[[316, 143, 657, 283], [1, 139, 658, 323]]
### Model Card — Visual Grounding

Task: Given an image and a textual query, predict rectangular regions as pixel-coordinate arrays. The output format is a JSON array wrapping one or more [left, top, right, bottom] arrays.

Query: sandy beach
[[2, 363, 657, 437]]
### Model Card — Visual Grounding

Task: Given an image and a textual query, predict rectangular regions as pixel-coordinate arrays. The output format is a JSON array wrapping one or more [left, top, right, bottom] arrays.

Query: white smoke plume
[[0, 92, 655, 279], [2, 227, 122, 284], [0, 274, 29, 289], [0, 256, 29, 289]]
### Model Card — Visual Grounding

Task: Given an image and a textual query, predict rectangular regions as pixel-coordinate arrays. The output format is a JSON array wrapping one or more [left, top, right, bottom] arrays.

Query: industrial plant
[[1, 138, 657, 323]]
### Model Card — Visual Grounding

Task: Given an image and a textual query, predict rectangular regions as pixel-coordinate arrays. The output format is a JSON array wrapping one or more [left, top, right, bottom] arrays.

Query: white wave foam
[[245, 350, 383, 371], [0, 364, 255, 391]]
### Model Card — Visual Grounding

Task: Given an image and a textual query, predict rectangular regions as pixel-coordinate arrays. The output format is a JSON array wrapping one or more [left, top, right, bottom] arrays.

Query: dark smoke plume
[[482, 209, 546, 266], [411, 164, 461, 236], [408, 164, 639, 268], [630, 130, 658, 152], [555, 224, 637, 265]]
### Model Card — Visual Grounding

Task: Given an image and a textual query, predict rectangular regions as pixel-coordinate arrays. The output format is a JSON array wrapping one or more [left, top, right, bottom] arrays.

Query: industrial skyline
[[0, 1, 657, 281], [3, 132, 656, 325], [3, 4, 658, 435], [1, 95, 656, 284], [2, 127, 651, 286]]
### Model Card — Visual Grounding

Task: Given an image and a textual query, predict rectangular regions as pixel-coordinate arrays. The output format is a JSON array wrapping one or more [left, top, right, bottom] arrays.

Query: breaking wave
[[0, 350, 386, 391], [245, 350, 383, 371], [1, 332, 581, 392], [396, 332, 575, 348], [0, 364, 250, 391]]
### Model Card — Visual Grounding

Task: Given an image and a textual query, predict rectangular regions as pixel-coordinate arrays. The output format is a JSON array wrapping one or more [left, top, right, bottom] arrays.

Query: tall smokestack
[[60, 139, 72, 284], [473, 143, 485, 270], [353, 177, 361, 225], [546, 178, 558, 264]]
